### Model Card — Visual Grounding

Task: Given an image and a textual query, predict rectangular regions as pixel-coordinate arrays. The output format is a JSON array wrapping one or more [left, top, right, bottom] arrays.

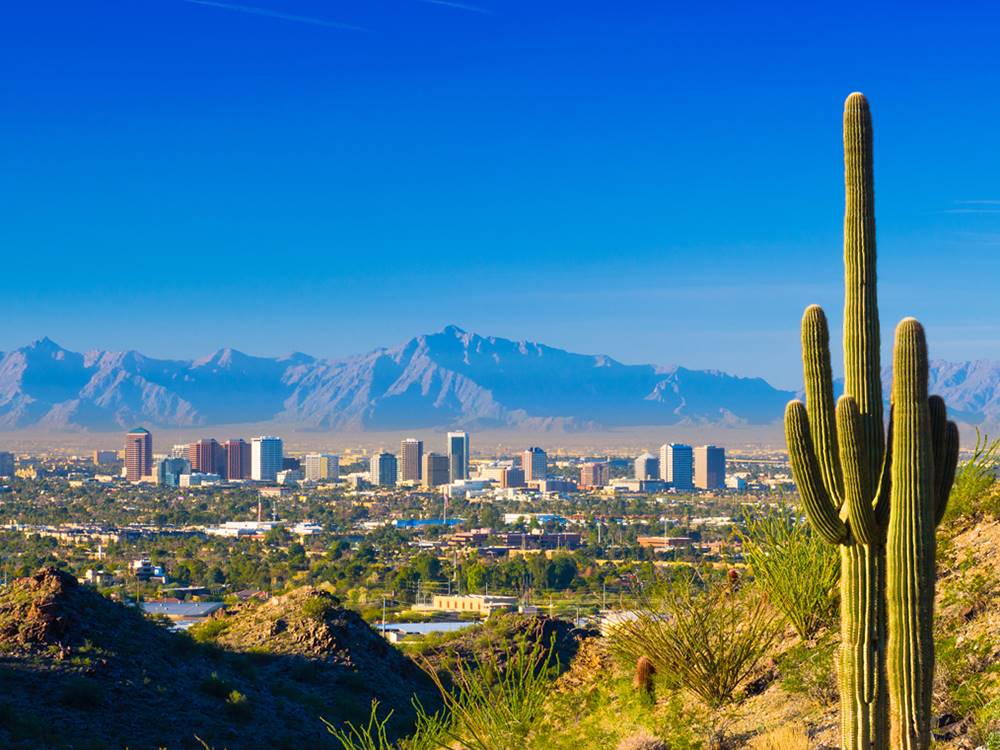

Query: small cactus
[[634, 654, 656, 697]]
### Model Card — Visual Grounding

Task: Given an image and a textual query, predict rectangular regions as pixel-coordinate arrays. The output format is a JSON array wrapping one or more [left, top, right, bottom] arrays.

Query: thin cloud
[[178, 0, 366, 30], [417, 0, 492, 13]]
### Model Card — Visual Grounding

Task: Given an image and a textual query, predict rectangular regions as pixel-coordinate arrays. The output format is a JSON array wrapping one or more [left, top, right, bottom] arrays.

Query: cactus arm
[[786, 400, 848, 544], [934, 421, 959, 526], [837, 395, 879, 545], [887, 318, 936, 750], [843, 92, 885, 494], [802, 305, 845, 505]]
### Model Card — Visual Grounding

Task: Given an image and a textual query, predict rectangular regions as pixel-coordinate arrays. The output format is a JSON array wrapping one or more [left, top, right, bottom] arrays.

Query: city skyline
[[4, 3, 1000, 387]]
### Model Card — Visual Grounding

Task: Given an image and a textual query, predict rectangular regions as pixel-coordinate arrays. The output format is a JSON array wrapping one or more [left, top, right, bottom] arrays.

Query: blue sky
[[2, 1, 999, 388]]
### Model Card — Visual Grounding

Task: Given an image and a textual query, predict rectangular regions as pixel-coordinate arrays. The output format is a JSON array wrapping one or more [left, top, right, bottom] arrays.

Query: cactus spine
[[784, 92, 889, 750], [886, 320, 958, 750], [785, 93, 961, 750]]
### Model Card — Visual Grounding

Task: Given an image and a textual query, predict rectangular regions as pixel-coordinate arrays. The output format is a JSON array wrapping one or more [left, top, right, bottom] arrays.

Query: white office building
[[634, 452, 659, 480], [659, 443, 694, 490], [251, 436, 283, 482]]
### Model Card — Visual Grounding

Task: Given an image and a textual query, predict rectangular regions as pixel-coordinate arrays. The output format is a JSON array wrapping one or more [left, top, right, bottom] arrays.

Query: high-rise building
[[370, 452, 397, 487], [422, 452, 450, 488], [634, 452, 659, 480], [522, 447, 548, 482], [223, 439, 251, 480], [92, 450, 118, 466], [579, 461, 610, 488], [694, 445, 726, 489], [659, 443, 694, 490], [399, 438, 423, 482], [0, 451, 14, 478], [125, 428, 153, 482], [251, 436, 283, 482], [188, 439, 224, 476], [157, 457, 191, 487], [447, 431, 469, 482], [304, 453, 339, 481], [500, 467, 525, 488]]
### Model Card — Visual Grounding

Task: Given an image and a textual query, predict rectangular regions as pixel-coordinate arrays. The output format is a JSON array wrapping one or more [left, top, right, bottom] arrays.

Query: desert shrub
[[200, 671, 231, 699], [610, 571, 780, 708], [302, 594, 336, 621], [225, 689, 252, 719], [419, 636, 557, 750], [946, 429, 1000, 522], [740, 504, 838, 639], [189, 617, 231, 643], [778, 633, 837, 705], [323, 699, 448, 750]]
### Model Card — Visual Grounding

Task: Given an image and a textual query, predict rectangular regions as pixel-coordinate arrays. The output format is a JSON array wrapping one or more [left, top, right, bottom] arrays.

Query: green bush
[[225, 689, 252, 719], [609, 571, 780, 708], [740, 504, 839, 639], [189, 617, 231, 644], [946, 430, 1000, 522], [302, 594, 336, 622]]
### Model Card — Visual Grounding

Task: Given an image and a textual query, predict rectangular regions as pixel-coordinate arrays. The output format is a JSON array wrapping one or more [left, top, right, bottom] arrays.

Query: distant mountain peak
[[1, 334, 996, 432]]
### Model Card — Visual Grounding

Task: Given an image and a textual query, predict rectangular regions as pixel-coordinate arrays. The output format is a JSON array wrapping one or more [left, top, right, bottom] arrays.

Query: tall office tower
[[579, 461, 610, 488], [659, 443, 694, 490], [304, 453, 340, 481], [522, 447, 548, 482], [694, 445, 726, 489], [447, 431, 469, 482], [223, 439, 251, 480], [422, 452, 450, 488], [169, 444, 189, 459], [188, 438, 223, 475], [125, 428, 153, 482], [369, 452, 398, 487], [251, 436, 284, 482], [399, 438, 423, 482], [92, 450, 118, 466], [0, 451, 14, 478], [634, 452, 659, 480], [157, 457, 191, 487]]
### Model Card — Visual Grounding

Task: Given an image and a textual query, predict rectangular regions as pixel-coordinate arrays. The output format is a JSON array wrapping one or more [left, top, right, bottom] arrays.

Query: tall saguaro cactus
[[887, 320, 959, 750], [784, 91, 890, 750], [785, 93, 961, 750]]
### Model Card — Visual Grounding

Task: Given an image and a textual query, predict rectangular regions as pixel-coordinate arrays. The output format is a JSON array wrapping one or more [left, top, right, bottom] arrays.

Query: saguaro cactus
[[784, 91, 890, 750], [886, 320, 959, 750], [785, 93, 961, 750]]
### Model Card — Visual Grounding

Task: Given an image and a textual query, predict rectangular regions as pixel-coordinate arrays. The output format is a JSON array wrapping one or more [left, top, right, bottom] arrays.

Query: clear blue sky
[[2, 1, 998, 388]]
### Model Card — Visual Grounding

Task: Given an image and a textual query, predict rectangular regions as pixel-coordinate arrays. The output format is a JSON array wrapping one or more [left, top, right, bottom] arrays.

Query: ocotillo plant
[[886, 320, 958, 750], [784, 91, 890, 750]]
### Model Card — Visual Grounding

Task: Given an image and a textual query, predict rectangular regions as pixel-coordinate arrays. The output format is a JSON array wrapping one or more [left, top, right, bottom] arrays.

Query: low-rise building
[[429, 594, 518, 615]]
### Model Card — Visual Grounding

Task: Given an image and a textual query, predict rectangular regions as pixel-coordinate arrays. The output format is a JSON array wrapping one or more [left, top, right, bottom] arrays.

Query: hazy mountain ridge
[[1, 328, 996, 432]]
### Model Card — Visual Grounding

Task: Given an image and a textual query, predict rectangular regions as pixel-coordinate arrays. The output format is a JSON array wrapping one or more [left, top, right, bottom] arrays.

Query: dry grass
[[747, 724, 811, 750]]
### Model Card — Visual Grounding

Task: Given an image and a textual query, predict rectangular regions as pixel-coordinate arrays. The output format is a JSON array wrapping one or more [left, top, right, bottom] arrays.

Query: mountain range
[[0, 326, 997, 432]]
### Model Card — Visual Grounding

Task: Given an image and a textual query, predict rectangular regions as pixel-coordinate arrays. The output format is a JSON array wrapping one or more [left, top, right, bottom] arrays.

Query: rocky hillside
[[0, 570, 435, 749]]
